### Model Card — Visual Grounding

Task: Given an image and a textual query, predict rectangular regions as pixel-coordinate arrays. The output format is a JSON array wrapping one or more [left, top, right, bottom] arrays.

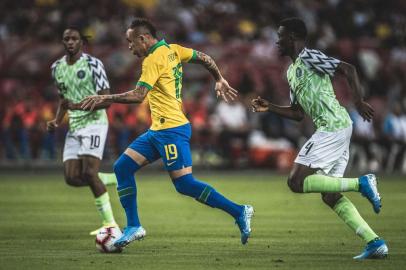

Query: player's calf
[[172, 173, 251, 244], [114, 154, 142, 228], [321, 192, 343, 208]]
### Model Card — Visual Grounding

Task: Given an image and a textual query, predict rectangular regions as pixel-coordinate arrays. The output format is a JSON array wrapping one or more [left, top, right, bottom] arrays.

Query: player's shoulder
[[168, 43, 181, 51], [298, 47, 340, 75], [299, 48, 339, 62], [144, 42, 170, 64], [301, 47, 323, 55], [51, 55, 66, 70], [83, 53, 105, 67]]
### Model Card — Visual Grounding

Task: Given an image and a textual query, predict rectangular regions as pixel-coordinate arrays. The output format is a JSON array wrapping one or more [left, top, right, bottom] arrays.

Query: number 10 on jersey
[[164, 144, 178, 160]]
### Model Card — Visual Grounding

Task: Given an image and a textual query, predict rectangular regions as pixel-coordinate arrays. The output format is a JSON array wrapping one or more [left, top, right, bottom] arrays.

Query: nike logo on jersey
[[167, 161, 176, 166]]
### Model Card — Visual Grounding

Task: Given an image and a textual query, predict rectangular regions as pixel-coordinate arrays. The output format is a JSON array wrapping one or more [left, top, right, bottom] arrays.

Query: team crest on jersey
[[77, 70, 86, 79], [296, 67, 302, 78]]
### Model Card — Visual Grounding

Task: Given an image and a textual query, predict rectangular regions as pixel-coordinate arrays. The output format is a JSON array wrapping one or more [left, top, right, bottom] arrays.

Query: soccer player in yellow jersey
[[81, 18, 254, 248]]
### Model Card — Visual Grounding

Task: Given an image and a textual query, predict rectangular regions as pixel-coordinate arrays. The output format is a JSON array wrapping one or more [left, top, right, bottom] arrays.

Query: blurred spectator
[[382, 102, 406, 172], [212, 99, 250, 167]]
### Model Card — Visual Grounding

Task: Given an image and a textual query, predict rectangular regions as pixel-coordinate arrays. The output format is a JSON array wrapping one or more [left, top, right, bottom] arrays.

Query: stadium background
[[1, 1, 406, 269], [1, 0, 405, 173]]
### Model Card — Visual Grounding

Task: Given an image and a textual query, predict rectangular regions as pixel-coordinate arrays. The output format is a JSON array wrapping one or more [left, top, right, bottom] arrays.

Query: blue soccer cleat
[[114, 226, 146, 248], [235, 205, 254, 245], [353, 238, 388, 259], [359, 174, 381, 213]]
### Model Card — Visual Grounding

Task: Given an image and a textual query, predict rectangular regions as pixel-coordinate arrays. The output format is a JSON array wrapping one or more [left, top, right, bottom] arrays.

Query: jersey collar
[[147, 39, 169, 55], [63, 53, 85, 65]]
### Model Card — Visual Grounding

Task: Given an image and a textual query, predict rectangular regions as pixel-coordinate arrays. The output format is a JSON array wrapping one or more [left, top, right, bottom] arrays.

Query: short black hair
[[279, 17, 307, 40], [129, 18, 157, 38], [64, 27, 90, 44]]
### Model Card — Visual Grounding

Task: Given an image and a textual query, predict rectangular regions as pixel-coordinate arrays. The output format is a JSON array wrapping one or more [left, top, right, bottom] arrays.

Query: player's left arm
[[189, 50, 238, 102], [335, 61, 374, 121]]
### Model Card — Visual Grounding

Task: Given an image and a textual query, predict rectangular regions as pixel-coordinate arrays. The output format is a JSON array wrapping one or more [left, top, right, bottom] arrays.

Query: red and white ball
[[95, 227, 123, 253]]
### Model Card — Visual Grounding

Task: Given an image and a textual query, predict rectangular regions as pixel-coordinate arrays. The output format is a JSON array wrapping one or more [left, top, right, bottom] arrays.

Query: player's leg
[[289, 127, 381, 213], [169, 167, 253, 244], [81, 155, 118, 234], [326, 153, 387, 259], [321, 192, 387, 259], [63, 159, 87, 186], [62, 130, 87, 186], [288, 162, 359, 194], [156, 124, 253, 244], [114, 132, 160, 248], [98, 172, 117, 186], [114, 148, 148, 229], [77, 124, 118, 234], [169, 167, 244, 220]]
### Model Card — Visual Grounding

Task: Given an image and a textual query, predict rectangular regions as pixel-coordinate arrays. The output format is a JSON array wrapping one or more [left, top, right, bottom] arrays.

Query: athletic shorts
[[63, 124, 108, 162], [128, 123, 192, 171], [295, 125, 352, 177]]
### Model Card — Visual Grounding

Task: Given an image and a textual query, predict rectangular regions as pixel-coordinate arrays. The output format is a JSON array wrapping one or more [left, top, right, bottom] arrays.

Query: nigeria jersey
[[287, 48, 352, 132], [51, 53, 110, 132]]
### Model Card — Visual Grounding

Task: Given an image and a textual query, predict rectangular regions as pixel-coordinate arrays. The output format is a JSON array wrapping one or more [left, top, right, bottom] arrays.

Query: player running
[[80, 18, 254, 248], [251, 18, 388, 259], [47, 27, 118, 235]]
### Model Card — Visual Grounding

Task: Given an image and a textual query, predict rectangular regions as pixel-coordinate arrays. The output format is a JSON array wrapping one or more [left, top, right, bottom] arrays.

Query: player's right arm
[[80, 84, 150, 111], [251, 96, 304, 121], [47, 61, 68, 132], [80, 54, 158, 111], [47, 95, 69, 132]]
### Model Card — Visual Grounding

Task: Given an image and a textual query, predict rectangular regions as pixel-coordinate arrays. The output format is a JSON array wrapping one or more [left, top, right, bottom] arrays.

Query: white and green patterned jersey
[[287, 48, 352, 132], [51, 53, 110, 132]]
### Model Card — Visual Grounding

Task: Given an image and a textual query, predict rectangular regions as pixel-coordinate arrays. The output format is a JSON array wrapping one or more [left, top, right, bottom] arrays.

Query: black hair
[[279, 17, 307, 40], [64, 27, 90, 44], [129, 18, 157, 38]]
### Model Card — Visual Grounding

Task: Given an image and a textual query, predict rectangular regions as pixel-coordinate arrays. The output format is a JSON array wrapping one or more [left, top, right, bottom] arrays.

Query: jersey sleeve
[[87, 55, 110, 92], [50, 60, 64, 96], [137, 56, 164, 90], [299, 49, 341, 76], [170, 44, 196, 63]]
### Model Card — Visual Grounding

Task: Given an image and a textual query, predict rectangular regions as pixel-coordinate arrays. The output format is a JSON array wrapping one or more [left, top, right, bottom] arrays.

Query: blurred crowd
[[0, 0, 406, 172]]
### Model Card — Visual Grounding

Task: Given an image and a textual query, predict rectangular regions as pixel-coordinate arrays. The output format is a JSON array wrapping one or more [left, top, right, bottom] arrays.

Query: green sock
[[334, 196, 378, 242], [303, 174, 359, 193], [98, 172, 117, 186], [95, 192, 116, 226]]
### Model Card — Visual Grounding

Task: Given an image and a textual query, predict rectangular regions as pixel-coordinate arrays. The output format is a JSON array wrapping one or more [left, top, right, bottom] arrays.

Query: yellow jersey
[[137, 39, 196, 130]]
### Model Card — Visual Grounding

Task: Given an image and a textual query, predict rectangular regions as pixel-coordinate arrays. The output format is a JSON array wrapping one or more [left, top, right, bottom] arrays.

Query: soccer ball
[[95, 226, 123, 253]]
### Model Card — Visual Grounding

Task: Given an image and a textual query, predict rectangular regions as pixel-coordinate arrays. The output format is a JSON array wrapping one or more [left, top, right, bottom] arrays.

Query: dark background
[[0, 0, 405, 173]]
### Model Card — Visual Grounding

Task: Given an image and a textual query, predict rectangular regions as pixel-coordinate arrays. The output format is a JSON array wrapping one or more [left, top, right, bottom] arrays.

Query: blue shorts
[[128, 123, 192, 171]]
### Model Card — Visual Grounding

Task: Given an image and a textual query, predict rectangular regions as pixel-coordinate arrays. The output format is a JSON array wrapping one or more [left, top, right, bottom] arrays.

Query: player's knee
[[287, 175, 303, 193], [173, 174, 191, 195], [172, 173, 200, 196], [113, 154, 140, 184], [81, 169, 98, 184], [321, 193, 342, 208], [113, 156, 130, 177], [64, 173, 85, 187]]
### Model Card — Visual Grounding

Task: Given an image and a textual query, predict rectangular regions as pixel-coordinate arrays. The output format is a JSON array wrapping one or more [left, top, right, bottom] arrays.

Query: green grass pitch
[[0, 171, 405, 270]]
